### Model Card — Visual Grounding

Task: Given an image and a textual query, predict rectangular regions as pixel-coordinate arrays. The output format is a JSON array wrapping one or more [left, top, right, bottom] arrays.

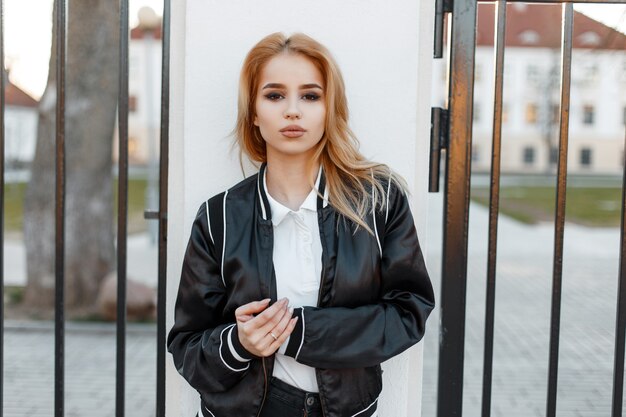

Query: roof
[[5, 79, 38, 108], [475, 3, 626, 50], [131, 25, 162, 40]]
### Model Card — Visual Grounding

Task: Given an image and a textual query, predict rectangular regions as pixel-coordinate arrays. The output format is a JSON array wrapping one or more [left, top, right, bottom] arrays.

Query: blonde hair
[[230, 32, 408, 234]]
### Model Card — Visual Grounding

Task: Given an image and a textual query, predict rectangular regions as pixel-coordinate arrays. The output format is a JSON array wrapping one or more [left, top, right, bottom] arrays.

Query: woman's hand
[[235, 298, 298, 357]]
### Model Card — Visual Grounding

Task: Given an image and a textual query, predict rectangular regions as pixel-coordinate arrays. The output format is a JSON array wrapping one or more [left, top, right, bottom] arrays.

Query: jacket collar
[[257, 162, 328, 222]]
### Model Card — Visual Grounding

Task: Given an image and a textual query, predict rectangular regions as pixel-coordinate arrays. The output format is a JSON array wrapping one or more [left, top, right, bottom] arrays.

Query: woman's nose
[[284, 98, 302, 119]]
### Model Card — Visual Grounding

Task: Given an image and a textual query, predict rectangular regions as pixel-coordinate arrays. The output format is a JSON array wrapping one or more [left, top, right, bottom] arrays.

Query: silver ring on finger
[[270, 332, 278, 341]]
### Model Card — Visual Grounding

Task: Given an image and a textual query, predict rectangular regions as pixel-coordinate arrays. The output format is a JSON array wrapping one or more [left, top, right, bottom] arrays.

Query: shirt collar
[[263, 165, 322, 226]]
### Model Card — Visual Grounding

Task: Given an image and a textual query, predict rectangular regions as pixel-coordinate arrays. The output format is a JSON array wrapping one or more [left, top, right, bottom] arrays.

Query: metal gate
[[430, 0, 626, 416], [0, 1, 171, 416]]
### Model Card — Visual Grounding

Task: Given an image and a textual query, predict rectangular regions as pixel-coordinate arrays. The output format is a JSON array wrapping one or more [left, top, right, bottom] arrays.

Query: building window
[[473, 103, 480, 122], [551, 104, 560, 124], [550, 146, 559, 165], [583, 105, 594, 125], [520, 30, 540, 45], [584, 64, 598, 83], [527, 65, 540, 82], [472, 145, 480, 162], [525, 103, 538, 124], [523, 147, 535, 165], [129, 136, 138, 157], [580, 148, 592, 167], [129, 95, 138, 112]]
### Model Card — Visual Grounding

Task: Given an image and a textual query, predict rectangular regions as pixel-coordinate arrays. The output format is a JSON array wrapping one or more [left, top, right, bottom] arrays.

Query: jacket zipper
[[315, 211, 328, 417], [315, 211, 327, 308], [256, 357, 268, 417]]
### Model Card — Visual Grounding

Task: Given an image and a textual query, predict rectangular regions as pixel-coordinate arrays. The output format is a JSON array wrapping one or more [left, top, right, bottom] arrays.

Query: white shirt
[[264, 167, 323, 393], [204, 167, 379, 417]]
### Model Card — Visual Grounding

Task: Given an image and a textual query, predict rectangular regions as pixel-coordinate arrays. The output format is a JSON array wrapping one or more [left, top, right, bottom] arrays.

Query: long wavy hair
[[230, 32, 408, 235]]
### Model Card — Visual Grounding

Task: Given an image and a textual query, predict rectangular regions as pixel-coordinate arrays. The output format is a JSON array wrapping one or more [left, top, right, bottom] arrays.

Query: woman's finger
[[256, 299, 289, 334], [237, 314, 254, 323], [265, 316, 298, 355], [268, 306, 293, 338], [235, 298, 271, 319], [246, 298, 289, 330]]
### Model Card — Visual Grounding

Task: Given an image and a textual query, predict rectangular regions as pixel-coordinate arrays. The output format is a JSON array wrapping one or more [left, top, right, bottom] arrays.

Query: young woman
[[167, 32, 435, 417]]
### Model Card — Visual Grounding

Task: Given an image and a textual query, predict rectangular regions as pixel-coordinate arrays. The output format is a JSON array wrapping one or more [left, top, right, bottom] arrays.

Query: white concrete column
[[166, 1, 436, 415]]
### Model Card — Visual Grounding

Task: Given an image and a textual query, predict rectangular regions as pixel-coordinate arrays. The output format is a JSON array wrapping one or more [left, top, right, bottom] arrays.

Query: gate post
[[436, 0, 477, 416], [166, 1, 436, 415]]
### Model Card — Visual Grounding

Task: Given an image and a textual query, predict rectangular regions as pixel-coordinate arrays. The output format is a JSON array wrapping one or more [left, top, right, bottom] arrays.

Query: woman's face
[[253, 53, 326, 162]]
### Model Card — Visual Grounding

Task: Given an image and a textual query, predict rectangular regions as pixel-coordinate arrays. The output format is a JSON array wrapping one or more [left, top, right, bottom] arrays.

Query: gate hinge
[[429, 107, 449, 193], [434, 0, 453, 59]]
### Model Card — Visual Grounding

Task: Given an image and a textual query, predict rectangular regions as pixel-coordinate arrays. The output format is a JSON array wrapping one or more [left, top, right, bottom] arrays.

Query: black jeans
[[196, 377, 323, 417], [259, 377, 323, 417]]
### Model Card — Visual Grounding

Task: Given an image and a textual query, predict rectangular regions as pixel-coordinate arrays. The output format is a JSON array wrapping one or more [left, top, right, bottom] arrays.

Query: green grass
[[3, 178, 148, 234], [4, 285, 24, 305], [471, 186, 623, 227]]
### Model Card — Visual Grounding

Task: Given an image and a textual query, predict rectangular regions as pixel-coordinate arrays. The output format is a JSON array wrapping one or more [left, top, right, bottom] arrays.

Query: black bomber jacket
[[167, 163, 435, 417]]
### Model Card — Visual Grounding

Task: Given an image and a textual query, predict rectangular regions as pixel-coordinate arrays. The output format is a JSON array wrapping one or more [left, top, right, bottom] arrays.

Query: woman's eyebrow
[[262, 83, 323, 90]]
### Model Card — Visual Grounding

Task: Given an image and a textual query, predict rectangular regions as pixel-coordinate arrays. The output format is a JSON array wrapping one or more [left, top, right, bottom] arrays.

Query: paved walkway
[[3, 191, 622, 416], [421, 192, 621, 417], [4, 321, 156, 417]]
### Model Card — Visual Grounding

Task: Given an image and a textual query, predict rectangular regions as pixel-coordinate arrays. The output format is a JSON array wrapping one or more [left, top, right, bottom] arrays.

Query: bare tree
[[23, 0, 119, 310], [535, 49, 560, 174]]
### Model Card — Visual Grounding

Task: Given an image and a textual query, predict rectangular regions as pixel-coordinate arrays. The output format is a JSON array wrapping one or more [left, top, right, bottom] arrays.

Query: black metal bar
[[437, 0, 477, 415], [0, 1, 5, 415], [54, 0, 67, 416], [481, 2, 506, 416], [611, 116, 626, 417], [546, 4, 573, 417], [144, 210, 159, 219], [487, 0, 623, 3], [156, 1, 171, 416], [116, 1, 129, 416], [429, 108, 443, 193], [434, 0, 453, 59]]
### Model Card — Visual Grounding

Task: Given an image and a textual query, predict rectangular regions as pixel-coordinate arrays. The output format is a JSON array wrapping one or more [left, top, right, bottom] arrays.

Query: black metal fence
[[0, 1, 171, 416], [430, 0, 626, 416]]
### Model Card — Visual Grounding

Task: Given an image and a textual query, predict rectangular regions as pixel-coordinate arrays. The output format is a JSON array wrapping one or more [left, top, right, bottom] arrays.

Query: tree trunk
[[23, 0, 119, 310]]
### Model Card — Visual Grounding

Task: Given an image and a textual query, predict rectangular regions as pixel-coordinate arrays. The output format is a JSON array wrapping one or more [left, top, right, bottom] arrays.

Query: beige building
[[113, 9, 163, 166], [433, 3, 626, 175], [4, 73, 39, 167]]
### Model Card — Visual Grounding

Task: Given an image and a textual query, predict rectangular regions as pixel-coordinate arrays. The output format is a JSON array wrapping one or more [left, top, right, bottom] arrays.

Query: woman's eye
[[265, 93, 283, 101], [264, 92, 320, 101]]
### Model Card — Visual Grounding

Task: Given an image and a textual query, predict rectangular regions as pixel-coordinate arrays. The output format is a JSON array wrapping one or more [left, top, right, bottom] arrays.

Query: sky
[[3, 1, 625, 101]]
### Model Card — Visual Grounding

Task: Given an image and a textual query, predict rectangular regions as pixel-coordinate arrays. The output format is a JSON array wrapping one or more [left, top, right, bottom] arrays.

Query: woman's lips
[[281, 130, 305, 138]]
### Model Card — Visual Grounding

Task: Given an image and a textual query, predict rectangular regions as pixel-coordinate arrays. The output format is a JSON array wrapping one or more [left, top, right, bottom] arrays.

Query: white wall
[[166, 1, 435, 416]]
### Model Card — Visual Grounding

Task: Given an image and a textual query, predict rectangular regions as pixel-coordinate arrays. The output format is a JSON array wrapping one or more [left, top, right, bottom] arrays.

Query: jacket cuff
[[220, 325, 255, 371], [284, 308, 304, 359]]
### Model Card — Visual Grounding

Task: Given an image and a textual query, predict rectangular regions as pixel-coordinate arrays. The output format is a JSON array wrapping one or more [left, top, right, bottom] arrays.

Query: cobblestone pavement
[[421, 192, 622, 417], [4, 321, 156, 417]]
